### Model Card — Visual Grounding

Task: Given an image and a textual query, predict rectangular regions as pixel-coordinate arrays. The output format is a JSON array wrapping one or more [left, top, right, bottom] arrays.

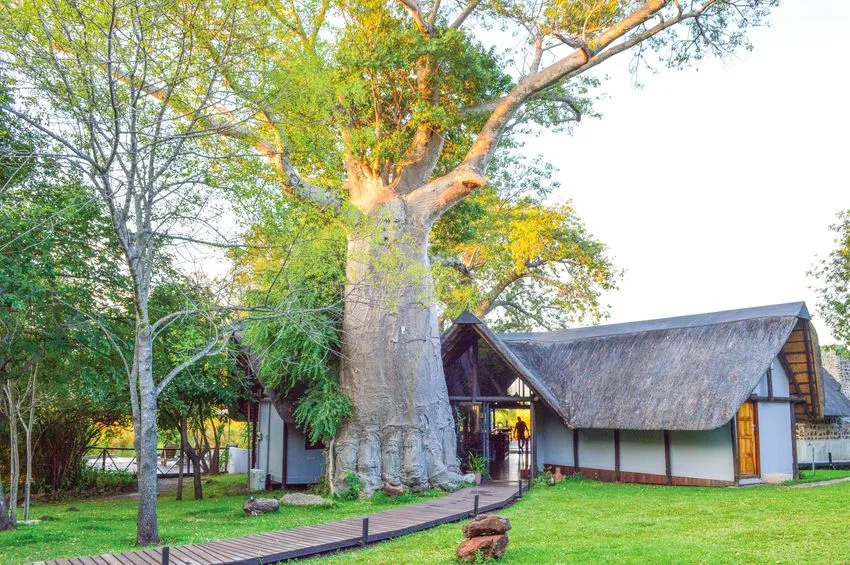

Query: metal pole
[[361, 518, 369, 546], [473, 494, 479, 517], [811, 445, 815, 474]]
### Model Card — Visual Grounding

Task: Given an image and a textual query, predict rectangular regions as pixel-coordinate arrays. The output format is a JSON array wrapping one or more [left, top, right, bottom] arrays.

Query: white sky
[[523, 1, 850, 344]]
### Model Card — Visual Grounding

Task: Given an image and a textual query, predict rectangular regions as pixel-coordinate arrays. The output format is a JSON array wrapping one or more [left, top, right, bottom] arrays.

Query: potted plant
[[467, 454, 489, 485]]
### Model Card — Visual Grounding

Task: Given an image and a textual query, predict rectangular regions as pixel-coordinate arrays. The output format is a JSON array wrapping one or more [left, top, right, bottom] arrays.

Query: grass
[[311, 476, 850, 564], [7, 474, 850, 564], [1, 474, 443, 564], [781, 468, 850, 485]]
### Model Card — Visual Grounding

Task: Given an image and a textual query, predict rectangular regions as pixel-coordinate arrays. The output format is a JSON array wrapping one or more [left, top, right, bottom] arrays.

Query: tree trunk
[[176, 415, 186, 501], [331, 199, 462, 493], [183, 441, 203, 500], [134, 329, 160, 546], [4, 380, 20, 528], [0, 478, 12, 531]]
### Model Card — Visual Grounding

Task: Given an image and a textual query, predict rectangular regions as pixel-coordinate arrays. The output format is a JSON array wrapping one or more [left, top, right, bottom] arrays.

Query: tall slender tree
[[1, 0, 318, 544]]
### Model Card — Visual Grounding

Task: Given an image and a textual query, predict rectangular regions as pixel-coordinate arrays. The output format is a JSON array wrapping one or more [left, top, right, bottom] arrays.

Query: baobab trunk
[[331, 198, 463, 493]]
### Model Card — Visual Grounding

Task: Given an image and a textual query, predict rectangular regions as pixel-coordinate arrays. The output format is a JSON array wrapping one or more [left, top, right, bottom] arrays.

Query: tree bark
[[3, 379, 20, 528], [133, 328, 160, 546], [0, 477, 12, 531], [330, 198, 462, 493], [176, 415, 186, 501]]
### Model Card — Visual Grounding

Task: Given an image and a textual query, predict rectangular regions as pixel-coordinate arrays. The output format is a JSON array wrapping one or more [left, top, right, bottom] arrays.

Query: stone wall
[[795, 350, 850, 463], [796, 416, 850, 441]]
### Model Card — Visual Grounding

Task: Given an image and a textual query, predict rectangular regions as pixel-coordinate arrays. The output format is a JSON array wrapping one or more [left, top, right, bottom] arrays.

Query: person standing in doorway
[[515, 416, 529, 453]]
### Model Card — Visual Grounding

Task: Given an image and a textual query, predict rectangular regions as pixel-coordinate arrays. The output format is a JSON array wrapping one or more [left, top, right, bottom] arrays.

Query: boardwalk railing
[[83, 446, 210, 477]]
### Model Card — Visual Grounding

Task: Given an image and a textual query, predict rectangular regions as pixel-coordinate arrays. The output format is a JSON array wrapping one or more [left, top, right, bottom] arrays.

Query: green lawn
[[6, 475, 850, 564], [312, 477, 850, 564], [782, 468, 850, 485], [1, 474, 442, 564]]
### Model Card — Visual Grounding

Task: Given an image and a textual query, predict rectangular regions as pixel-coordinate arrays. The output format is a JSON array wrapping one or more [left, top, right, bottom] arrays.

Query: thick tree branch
[[414, 0, 685, 219], [449, 0, 483, 30]]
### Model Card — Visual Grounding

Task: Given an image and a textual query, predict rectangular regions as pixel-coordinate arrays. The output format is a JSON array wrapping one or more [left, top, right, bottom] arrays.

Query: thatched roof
[[444, 302, 822, 431], [823, 369, 850, 417]]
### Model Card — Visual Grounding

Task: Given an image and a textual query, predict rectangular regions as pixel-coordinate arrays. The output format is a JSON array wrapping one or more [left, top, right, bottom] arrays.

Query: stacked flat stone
[[456, 514, 511, 562]]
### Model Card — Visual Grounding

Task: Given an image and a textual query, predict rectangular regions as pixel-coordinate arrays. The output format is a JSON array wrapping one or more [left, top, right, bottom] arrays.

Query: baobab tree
[[178, 0, 775, 494], [5, 0, 779, 508], [158, 0, 775, 494]]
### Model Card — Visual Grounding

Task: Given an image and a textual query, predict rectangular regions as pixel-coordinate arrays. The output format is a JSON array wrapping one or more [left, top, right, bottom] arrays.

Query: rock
[[243, 496, 280, 516], [456, 534, 509, 562], [463, 473, 477, 485], [462, 513, 511, 537], [383, 482, 404, 497], [280, 493, 328, 506], [552, 467, 564, 483]]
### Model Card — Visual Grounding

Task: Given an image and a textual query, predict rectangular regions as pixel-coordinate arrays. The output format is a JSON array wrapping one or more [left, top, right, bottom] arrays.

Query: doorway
[[736, 400, 760, 477], [488, 404, 532, 481], [455, 402, 533, 482]]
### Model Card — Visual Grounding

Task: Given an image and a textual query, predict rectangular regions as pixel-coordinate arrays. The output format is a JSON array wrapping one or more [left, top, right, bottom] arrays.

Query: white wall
[[256, 400, 283, 483], [538, 407, 574, 467], [798, 438, 850, 464], [771, 358, 791, 397], [669, 424, 735, 482], [757, 401, 793, 483], [255, 399, 324, 485], [286, 426, 324, 484], [751, 358, 791, 398], [578, 429, 615, 470], [620, 430, 666, 475]]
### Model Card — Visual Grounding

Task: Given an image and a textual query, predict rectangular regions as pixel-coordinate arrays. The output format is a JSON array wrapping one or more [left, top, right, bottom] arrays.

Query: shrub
[[334, 471, 362, 501]]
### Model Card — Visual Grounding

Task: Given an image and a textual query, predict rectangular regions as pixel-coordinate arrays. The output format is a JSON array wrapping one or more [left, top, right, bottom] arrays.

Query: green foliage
[[334, 471, 363, 501], [812, 210, 850, 348], [466, 453, 489, 478], [235, 199, 350, 444], [432, 150, 618, 331], [74, 466, 136, 492]]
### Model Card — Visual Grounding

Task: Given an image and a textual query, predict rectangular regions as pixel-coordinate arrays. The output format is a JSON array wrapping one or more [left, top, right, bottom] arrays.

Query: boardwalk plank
[[29, 484, 518, 565]]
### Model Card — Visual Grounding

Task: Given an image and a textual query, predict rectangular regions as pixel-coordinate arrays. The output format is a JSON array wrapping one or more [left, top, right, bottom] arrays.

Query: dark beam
[[614, 429, 621, 482], [471, 339, 479, 402], [790, 402, 799, 479], [449, 396, 533, 402], [801, 319, 820, 417], [731, 417, 740, 484], [663, 430, 672, 486], [766, 365, 774, 401], [748, 395, 805, 403], [282, 421, 288, 490]]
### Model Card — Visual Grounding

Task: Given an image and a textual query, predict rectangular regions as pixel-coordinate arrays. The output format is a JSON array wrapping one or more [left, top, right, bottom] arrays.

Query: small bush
[[334, 471, 362, 501], [75, 465, 136, 491]]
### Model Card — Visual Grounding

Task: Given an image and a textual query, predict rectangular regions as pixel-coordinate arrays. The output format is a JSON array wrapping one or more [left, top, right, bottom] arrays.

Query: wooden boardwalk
[[33, 482, 521, 565]]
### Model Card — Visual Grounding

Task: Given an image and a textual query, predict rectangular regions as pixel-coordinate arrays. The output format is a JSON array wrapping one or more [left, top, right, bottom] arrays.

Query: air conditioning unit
[[249, 468, 265, 492]]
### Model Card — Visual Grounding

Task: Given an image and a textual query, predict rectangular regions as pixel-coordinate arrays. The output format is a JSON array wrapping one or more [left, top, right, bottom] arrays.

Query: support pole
[[162, 547, 170, 565], [361, 517, 369, 546], [473, 494, 480, 517]]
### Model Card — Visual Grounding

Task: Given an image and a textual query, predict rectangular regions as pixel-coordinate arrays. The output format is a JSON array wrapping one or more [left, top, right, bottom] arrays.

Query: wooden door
[[736, 400, 760, 477]]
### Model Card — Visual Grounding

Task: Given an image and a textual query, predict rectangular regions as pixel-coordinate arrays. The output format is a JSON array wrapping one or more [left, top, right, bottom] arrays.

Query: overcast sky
[[522, 1, 849, 344]]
